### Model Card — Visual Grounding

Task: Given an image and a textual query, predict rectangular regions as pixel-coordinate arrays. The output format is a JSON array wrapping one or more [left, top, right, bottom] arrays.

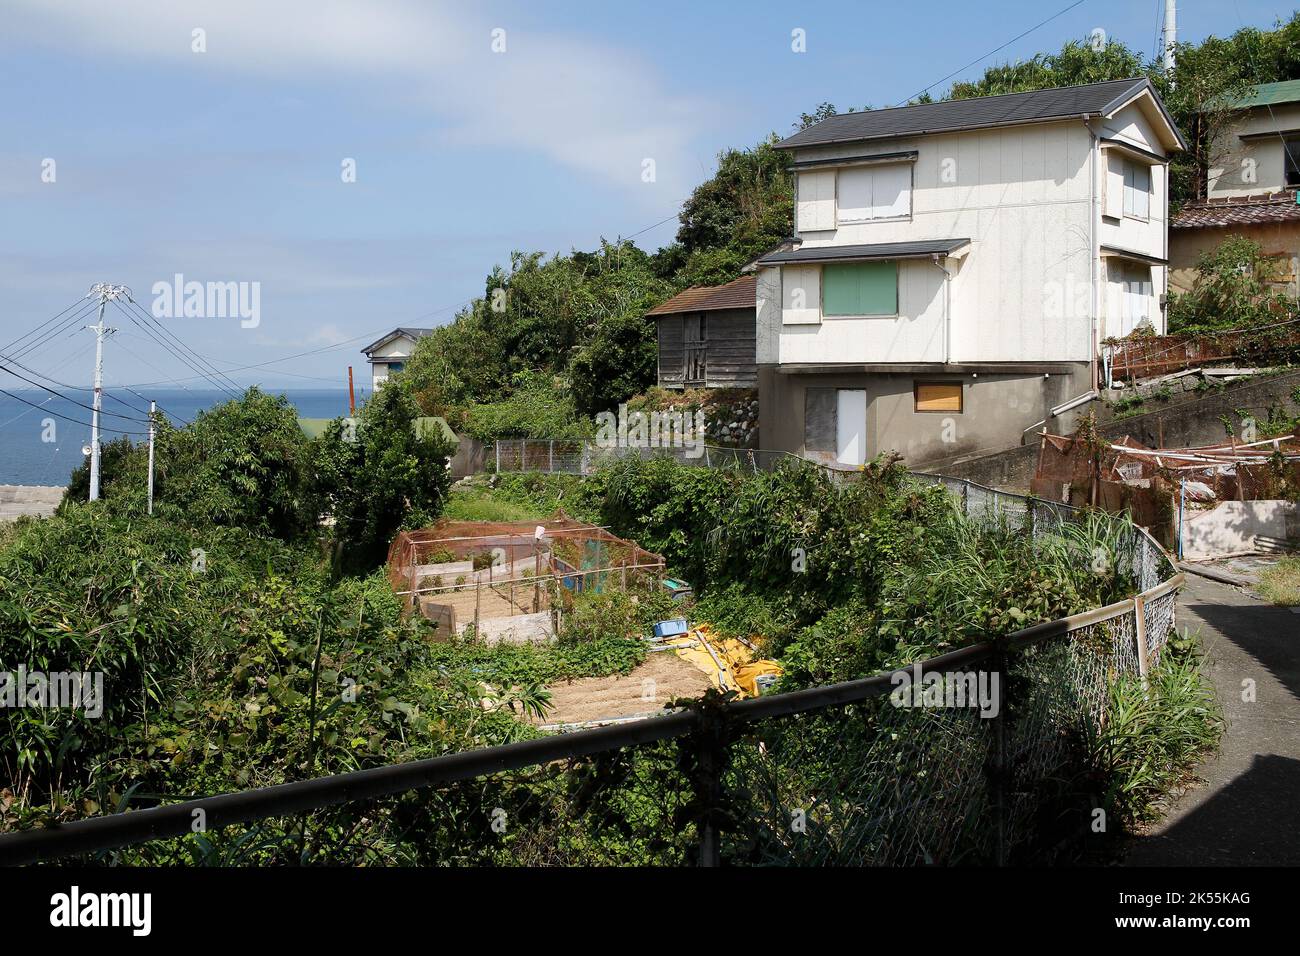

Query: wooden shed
[[646, 275, 757, 389]]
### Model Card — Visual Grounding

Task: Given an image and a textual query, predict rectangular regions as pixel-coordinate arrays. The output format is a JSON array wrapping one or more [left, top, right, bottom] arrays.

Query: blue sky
[[0, 0, 1291, 390]]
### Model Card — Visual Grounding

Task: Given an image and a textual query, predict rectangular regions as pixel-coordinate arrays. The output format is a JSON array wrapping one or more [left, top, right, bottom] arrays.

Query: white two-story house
[[361, 327, 432, 391], [1170, 79, 1300, 297], [755, 78, 1185, 467]]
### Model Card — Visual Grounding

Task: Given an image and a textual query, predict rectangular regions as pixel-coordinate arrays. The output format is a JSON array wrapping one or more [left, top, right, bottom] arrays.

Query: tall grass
[[1089, 628, 1223, 824]]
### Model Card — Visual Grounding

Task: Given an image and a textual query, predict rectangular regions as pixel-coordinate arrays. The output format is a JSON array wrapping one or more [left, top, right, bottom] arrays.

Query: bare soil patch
[[536, 652, 711, 726]]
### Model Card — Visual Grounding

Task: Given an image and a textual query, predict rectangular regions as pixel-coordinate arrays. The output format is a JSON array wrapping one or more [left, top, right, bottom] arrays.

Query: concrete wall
[[1170, 220, 1300, 297], [759, 363, 1090, 468], [449, 436, 488, 479], [1182, 500, 1300, 560], [0, 485, 64, 521], [923, 368, 1300, 491]]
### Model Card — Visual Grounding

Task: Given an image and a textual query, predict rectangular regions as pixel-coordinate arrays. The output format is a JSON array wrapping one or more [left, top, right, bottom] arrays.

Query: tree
[[61, 434, 138, 507], [312, 384, 453, 573], [152, 388, 314, 539], [793, 102, 871, 131], [948, 40, 1146, 99], [675, 136, 794, 273]]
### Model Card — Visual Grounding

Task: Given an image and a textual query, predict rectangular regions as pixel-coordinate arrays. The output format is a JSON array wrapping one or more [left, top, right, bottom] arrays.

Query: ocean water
[[0, 388, 360, 487]]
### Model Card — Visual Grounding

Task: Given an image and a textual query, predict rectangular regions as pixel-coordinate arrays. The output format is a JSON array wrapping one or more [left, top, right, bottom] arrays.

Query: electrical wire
[[119, 296, 244, 395], [898, 0, 1090, 104], [110, 300, 240, 398], [0, 386, 148, 437]]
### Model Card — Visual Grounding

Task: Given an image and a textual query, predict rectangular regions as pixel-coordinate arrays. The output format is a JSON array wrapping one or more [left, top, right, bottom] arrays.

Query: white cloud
[[4, 0, 707, 199]]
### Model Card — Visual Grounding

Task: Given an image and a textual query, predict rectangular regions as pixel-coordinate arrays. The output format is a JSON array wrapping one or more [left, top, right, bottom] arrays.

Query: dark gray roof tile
[[777, 78, 1183, 150]]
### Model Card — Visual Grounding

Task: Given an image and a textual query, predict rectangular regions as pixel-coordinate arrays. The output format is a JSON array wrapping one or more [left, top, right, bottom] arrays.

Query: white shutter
[[871, 163, 911, 218], [1104, 153, 1124, 219], [836, 167, 873, 223], [797, 170, 836, 232], [782, 265, 821, 324], [1132, 163, 1151, 219]]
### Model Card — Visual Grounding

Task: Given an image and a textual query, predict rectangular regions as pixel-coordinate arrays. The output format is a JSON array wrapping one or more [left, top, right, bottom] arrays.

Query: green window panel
[[822, 261, 897, 316]]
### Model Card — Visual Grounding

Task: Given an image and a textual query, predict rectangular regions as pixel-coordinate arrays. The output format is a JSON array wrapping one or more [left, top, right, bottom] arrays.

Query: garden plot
[[388, 513, 666, 646]]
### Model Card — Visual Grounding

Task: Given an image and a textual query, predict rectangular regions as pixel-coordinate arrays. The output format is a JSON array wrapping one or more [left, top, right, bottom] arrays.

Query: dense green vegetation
[[4, 438, 1220, 863], [1168, 235, 1296, 334], [471, 458, 1151, 686], [14, 7, 1280, 857], [1091, 630, 1224, 827]]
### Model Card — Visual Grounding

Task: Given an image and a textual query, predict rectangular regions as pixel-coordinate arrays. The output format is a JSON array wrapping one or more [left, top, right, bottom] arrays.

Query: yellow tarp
[[661, 624, 782, 698]]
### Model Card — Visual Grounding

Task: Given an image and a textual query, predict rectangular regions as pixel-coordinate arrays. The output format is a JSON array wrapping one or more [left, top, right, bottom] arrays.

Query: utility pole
[[84, 283, 127, 502], [147, 400, 156, 515], [1164, 0, 1177, 81]]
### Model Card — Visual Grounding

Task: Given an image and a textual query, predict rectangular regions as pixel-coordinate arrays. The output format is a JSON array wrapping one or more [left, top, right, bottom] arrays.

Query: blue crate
[[652, 618, 689, 639]]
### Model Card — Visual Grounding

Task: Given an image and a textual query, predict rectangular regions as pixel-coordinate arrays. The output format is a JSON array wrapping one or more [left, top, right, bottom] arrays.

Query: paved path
[[0, 485, 63, 521], [1125, 574, 1300, 865]]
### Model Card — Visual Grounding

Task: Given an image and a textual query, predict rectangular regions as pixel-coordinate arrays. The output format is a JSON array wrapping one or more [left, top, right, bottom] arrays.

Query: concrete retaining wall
[[1181, 500, 1300, 560]]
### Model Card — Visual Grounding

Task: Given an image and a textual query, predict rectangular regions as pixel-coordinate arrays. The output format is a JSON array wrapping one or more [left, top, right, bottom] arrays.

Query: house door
[[683, 314, 706, 385], [836, 389, 867, 466]]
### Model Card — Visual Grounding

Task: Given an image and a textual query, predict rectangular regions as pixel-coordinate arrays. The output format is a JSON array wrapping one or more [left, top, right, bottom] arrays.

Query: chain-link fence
[[1, 580, 1180, 867], [491, 439, 787, 474], [1, 462, 1182, 867]]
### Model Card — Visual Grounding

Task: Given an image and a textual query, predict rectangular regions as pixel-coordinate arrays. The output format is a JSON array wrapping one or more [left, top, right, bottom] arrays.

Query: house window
[[782, 264, 822, 324], [388, 361, 405, 373], [837, 164, 911, 223], [1285, 137, 1300, 187], [914, 382, 962, 413], [822, 261, 898, 316], [1122, 160, 1151, 220]]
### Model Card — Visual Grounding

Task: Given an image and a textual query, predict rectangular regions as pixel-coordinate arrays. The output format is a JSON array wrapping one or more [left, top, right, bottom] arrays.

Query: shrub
[[311, 384, 454, 573], [1167, 236, 1292, 333]]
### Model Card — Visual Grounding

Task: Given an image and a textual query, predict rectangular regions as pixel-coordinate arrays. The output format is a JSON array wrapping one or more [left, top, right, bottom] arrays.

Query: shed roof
[[777, 78, 1184, 152], [645, 275, 756, 316]]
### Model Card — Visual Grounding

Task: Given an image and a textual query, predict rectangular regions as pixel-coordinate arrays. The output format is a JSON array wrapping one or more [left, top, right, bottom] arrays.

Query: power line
[[0, 343, 153, 418], [119, 296, 244, 395], [0, 295, 98, 357], [0, 362, 150, 423], [4, 300, 101, 364], [899, 0, 1089, 104], [0, 385, 148, 437], [111, 299, 240, 398]]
